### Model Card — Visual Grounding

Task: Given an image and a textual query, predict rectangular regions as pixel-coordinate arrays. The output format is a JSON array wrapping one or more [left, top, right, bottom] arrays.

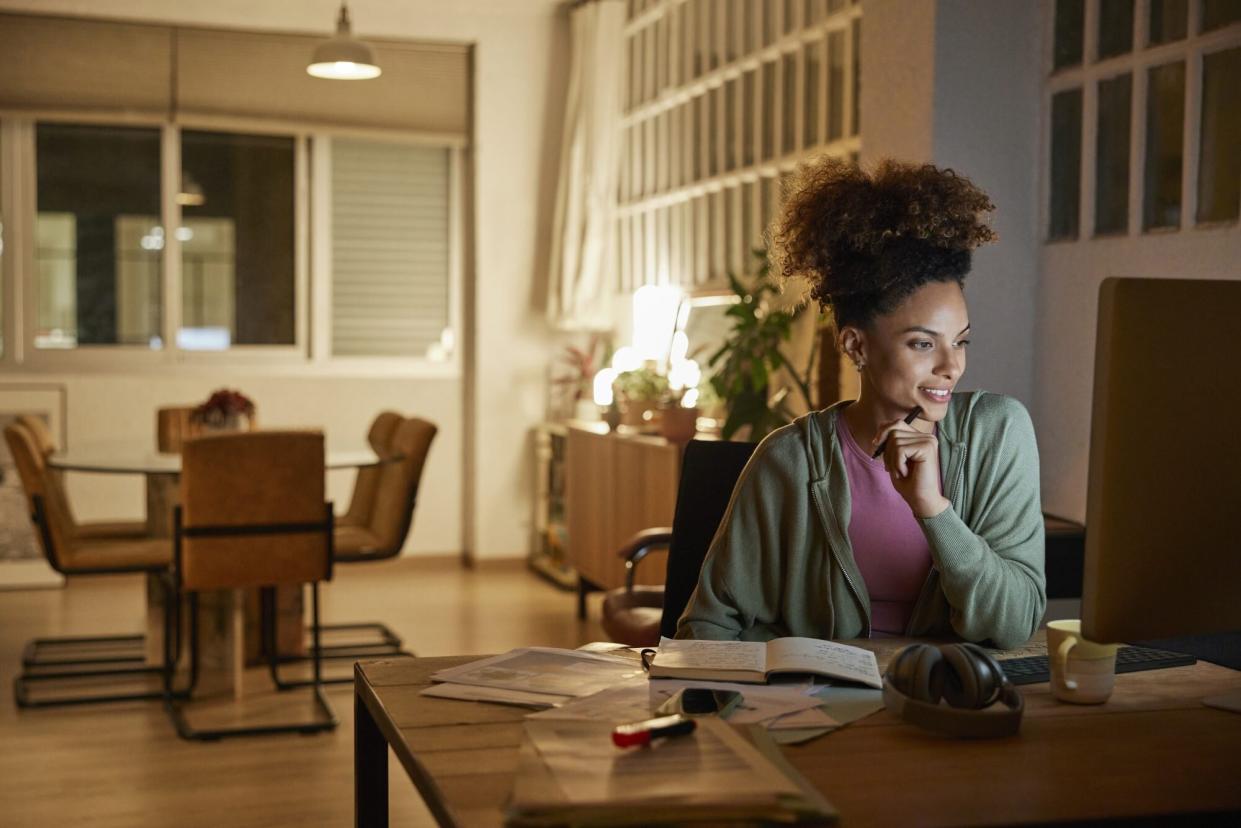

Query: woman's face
[[842, 280, 970, 422]]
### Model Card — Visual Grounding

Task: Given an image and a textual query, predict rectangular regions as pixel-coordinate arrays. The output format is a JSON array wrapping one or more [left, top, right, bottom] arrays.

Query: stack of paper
[[506, 717, 837, 826], [422, 647, 646, 709]]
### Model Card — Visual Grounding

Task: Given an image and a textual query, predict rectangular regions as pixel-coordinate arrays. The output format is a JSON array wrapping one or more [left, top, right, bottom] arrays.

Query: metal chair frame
[[162, 504, 338, 741], [13, 495, 167, 708]]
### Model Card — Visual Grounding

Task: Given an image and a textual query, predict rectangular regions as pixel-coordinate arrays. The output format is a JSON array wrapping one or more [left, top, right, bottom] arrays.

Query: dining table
[[49, 440, 389, 699]]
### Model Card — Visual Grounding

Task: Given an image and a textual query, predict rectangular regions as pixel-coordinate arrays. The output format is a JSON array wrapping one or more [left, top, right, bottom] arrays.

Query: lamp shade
[[307, 4, 381, 80]]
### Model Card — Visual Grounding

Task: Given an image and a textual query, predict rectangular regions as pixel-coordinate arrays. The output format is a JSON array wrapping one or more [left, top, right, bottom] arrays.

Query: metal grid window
[[1045, 0, 1241, 241], [619, 0, 861, 291]]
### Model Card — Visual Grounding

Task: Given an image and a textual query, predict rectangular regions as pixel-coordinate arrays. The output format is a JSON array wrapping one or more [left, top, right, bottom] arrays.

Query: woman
[[676, 159, 1045, 650]]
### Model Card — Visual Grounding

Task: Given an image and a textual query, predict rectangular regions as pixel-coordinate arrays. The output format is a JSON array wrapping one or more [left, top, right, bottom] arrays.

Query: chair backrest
[[341, 411, 403, 527], [3, 422, 76, 571], [659, 439, 758, 640], [366, 417, 437, 554], [178, 430, 329, 591], [157, 406, 199, 453], [15, 414, 56, 456]]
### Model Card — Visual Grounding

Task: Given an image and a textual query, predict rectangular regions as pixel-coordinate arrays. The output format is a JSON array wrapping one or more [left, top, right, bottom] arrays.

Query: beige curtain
[[546, 0, 626, 330]]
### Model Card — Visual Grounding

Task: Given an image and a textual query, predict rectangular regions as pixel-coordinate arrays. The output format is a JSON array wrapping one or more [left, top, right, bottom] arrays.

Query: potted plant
[[612, 365, 669, 429], [707, 249, 822, 441], [191, 388, 256, 433]]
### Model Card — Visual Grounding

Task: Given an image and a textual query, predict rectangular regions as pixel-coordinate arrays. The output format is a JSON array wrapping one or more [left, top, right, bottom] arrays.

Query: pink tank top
[[837, 413, 936, 636]]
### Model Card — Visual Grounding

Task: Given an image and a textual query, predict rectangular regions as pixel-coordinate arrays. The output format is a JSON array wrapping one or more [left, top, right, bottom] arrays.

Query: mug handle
[[1054, 636, 1079, 690]]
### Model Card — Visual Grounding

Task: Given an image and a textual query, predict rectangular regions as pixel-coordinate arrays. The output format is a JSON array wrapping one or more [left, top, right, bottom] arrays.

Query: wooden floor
[[0, 557, 606, 827]]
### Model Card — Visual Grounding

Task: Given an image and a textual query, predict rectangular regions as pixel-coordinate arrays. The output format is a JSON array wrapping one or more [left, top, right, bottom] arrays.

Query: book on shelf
[[648, 637, 883, 690]]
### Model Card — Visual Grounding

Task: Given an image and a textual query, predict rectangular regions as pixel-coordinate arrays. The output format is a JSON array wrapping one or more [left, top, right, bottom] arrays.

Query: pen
[[872, 406, 923, 459], [611, 713, 697, 748]]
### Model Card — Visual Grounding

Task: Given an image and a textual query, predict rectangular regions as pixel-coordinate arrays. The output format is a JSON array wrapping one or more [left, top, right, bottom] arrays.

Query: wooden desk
[[354, 644, 1241, 827]]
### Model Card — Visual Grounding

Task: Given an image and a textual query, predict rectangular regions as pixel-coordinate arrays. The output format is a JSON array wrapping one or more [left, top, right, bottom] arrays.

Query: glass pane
[[708, 191, 720, 277], [1049, 88, 1083, 240], [762, 0, 777, 47], [708, 86, 721, 177], [0, 130, 3, 357], [741, 180, 756, 253], [804, 40, 822, 148], [724, 187, 737, 272], [657, 112, 669, 192], [784, 0, 797, 34], [1054, 0, 1085, 70], [781, 52, 797, 155], [1098, 0, 1135, 60], [35, 123, 162, 349], [759, 176, 774, 244], [1198, 47, 1241, 223], [805, 0, 823, 26], [761, 60, 777, 160], [1202, 0, 1241, 31], [1148, 0, 1188, 44], [180, 130, 294, 348], [828, 30, 846, 141], [692, 98, 703, 182], [725, 78, 738, 172], [743, 0, 758, 55], [1143, 61, 1185, 230], [682, 103, 694, 186], [850, 18, 861, 136], [726, 0, 741, 63], [742, 69, 756, 167], [706, 0, 721, 72], [1094, 73, 1132, 235]]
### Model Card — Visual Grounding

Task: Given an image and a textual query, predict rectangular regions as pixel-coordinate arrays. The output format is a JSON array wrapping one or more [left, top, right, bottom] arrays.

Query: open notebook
[[648, 637, 883, 689]]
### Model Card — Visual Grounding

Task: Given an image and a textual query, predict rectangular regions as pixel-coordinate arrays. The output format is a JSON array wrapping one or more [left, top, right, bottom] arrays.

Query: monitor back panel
[[1083, 277, 1241, 642]]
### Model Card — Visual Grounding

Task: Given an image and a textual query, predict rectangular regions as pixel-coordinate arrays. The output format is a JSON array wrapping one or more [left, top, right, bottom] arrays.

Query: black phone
[[678, 688, 743, 717]]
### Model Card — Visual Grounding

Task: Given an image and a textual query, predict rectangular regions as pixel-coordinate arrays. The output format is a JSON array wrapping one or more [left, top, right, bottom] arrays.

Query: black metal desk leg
[[355, 689, 389, 828]]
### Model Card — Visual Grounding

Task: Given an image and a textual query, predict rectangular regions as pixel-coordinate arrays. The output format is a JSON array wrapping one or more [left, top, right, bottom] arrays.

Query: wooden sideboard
[[564, 423, 682, 615]]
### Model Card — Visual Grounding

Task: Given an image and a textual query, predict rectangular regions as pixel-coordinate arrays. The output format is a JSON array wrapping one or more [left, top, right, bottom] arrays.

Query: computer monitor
[[1082, 277, 1241, 643]]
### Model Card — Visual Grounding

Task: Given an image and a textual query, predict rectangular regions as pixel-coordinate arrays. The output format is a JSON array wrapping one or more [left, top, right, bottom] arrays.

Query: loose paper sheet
[[420, 682, 571, 709], [430, 647, 646, 698]]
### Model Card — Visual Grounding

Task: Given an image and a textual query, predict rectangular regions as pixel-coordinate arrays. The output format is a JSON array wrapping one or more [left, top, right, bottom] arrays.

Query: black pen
[[872, 406, 923, 459]]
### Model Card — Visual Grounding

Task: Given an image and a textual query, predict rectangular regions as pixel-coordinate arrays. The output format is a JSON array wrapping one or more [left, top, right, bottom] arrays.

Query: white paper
[[647, 679, 825, 725], [766, 637, 883, 689], [652, 637, 767, 673], [523, 717, 801, 805], [419, 682, 571, 709], [430, 647, 645, 698], [765, 706, 839, 730]]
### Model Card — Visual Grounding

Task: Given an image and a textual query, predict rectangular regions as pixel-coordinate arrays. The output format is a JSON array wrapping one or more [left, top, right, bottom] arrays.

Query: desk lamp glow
[[307, 3, 382, 80]]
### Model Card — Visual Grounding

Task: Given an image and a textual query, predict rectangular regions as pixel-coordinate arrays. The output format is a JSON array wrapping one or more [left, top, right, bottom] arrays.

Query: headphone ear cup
[[888, 644, 945, 703], [941, 643, 1004, 708]]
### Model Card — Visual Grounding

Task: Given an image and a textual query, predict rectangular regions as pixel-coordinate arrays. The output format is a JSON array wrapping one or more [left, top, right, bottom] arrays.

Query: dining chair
[[164, 430, 337, 740], [5, 422, 171, 707], [279, 415, 435, 684], [155, 405, 200, 453]]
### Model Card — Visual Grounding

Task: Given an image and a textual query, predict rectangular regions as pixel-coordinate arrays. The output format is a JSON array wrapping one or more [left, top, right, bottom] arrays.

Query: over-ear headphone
[[882, 643, 1023, 738]]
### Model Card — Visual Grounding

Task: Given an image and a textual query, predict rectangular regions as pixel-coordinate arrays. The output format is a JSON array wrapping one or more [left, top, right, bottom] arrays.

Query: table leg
[[355, 688, 389, 828]]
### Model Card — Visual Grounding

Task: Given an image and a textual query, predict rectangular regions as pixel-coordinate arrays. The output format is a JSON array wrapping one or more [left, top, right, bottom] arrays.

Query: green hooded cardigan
[[676, 390, 1046, 650]]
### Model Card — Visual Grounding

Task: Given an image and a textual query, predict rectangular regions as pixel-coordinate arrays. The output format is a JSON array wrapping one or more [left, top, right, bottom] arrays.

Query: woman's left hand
[[872, 418, 952, 519]]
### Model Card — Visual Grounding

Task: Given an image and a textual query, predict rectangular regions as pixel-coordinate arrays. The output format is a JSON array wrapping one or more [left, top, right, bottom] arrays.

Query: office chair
[[164, 430, 337, 740], [601, 439, 759, 646], [5, 423, 170, 707]]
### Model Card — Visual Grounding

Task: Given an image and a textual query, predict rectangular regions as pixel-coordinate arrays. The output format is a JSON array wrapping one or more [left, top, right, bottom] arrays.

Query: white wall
[[860, 0, 1040, 406], [0, 0, 569, 559]]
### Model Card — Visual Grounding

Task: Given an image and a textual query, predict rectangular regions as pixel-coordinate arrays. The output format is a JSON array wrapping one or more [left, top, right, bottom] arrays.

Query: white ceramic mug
[[1046, 620, 1119, 704]]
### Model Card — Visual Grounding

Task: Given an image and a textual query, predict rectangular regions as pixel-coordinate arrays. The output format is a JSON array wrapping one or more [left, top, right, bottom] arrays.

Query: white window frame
[[619, 0, 861, 291], [0, 110, 465, 378], [1041, 0, 1241, 242]]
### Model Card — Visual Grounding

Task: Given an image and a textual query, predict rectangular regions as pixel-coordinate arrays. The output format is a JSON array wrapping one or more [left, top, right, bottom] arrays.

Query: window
[[1143, 61, 1185, 229], [35, 123, 162, 348], [1045, 0, 1241, 239], [1197, 47, 1241, 223], [619, 0, 861, 286], [180, 130, 295, 349]]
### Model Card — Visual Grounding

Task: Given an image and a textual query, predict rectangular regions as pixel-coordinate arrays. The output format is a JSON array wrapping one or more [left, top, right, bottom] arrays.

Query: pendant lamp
[[307, 3, 382, 80]]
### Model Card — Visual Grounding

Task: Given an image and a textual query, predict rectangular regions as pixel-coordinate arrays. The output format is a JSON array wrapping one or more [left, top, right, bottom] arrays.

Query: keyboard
[[997, 645, 1197, 685]]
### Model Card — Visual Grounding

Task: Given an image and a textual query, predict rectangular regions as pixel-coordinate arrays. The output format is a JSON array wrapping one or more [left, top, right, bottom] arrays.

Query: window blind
[[331, 139, 451, 358]]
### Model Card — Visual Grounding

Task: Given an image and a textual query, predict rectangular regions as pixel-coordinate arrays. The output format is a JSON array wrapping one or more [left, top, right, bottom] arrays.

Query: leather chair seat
[[333, 524, 385, 559], [75, 520, 150, 541], [64, 536, 171, 572], [600, 585, 665, 648]]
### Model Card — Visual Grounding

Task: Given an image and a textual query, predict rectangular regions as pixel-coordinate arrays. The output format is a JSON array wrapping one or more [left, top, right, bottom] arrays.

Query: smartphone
[[678, 688, 743, 717]]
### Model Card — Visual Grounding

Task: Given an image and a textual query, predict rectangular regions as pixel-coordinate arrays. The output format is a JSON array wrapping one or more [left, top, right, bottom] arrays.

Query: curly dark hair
[[769, 157, 997, 330]]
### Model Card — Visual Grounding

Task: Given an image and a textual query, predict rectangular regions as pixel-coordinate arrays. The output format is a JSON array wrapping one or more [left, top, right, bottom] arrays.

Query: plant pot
[[659, 406, 700, 443]]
